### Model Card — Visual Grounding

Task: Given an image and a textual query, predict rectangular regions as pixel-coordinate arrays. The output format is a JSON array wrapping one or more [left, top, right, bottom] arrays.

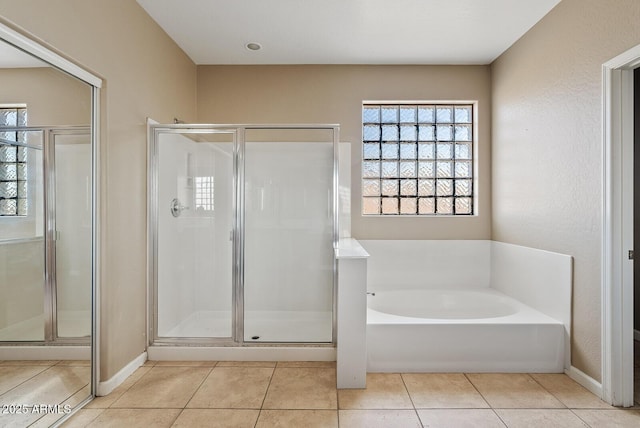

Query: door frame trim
[[602, 43, 640, 406]]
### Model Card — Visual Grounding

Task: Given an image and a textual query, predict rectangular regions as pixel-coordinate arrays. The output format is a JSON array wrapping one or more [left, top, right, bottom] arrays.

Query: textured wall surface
[[197, 65, 492, 240], [0, 0, 197, 379], [491, 0, 640, 381]]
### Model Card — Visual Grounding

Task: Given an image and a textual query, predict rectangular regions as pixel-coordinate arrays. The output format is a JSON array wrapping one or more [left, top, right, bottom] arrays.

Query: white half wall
[[360, 240, 491, 291], [490, 241, 573, 368]]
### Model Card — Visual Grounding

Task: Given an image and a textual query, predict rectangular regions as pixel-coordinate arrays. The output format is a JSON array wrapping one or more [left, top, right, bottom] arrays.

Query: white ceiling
[[137, 0, 560, 65]]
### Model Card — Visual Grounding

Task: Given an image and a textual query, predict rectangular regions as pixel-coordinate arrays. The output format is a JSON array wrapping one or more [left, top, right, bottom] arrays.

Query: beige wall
[[491, 0, 640, 381], [0, 67, 90, 125], [0, 0, 197, 379], [0, 67, 90, 239], [197, 65, 492, 239]]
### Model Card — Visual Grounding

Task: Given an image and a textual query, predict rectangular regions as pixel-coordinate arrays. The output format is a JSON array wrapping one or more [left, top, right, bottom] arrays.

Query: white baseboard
[[565, 365, 603, 399], [634, 329, 640, 342], [97, 352, 147, 396]]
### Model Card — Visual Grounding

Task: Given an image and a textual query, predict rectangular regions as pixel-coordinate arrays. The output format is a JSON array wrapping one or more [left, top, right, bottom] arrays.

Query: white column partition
[[336, 238, 369, 388]]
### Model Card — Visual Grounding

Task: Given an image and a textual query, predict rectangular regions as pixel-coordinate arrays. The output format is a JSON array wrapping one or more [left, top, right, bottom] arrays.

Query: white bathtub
[[366, 288, 565, 373]]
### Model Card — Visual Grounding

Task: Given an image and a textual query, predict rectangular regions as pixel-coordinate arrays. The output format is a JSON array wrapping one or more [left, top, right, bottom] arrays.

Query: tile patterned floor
[[54, 360, 640, 428], [0, 360, 91, 427]]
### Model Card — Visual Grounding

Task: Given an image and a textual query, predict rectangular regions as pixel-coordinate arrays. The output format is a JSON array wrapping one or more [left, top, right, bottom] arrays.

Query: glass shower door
[[154, 129, 235, 340], [52, 130, 92, 339], [243, 128, 335, 343]]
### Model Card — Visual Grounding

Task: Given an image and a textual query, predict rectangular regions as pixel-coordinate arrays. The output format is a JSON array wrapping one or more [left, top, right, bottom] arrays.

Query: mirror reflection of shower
[[0, 122, 91, 343]]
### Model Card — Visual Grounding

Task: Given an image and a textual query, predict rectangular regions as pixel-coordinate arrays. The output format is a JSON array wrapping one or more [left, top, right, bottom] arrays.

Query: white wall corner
[[96, 352, 147, 396]]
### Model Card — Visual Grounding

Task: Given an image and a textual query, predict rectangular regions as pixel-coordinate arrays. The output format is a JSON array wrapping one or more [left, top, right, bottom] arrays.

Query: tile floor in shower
[[54, 360, 640, 428]]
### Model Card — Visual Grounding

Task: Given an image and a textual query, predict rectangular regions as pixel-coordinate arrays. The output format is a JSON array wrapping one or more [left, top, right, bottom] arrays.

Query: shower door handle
[[170, 198, 188, 218]]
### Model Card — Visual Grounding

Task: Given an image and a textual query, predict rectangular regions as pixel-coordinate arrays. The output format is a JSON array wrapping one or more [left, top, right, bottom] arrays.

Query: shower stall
[[0, 126, 92, 344], [148, 124, 338, 347]]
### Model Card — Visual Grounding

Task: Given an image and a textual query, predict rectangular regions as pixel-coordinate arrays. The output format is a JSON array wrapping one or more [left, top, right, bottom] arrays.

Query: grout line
[[463, 373, 491, 408], [76, 407, 105, 425], [182, 366, 214, 409], [527, 373, 568, 409], [568, 408, 595, 428], [463, 373, 509, 427], [0, 364, 56, 400], [168, 407, 184, 427], [398, 373, 422, 426], [253, 364, 276, 427]]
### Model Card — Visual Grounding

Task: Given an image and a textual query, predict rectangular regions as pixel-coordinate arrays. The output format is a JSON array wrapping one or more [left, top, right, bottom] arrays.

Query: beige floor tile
[[56, 360, 92, 367], [530, 374, 612, 409], [262, 367, 337, 409], [60, 409, 105, 427], [256, 409, 338, 428], [0, 360, 60, 366], [85, 408, 181, 427], [32, 388, 93, 428], [0, 410, 39, 428], [0, 365, 49, 395], [187, 367, 273, 409], [29, 413, 66, 428], [0, 366, 90, 405], [0, 366, 89, 427], [31, 383, 94, 428], [172, 409, 259, 427], [417, 409, 506, 428], [495, 409, 588, 427], [142, 360, 156, 367], [573, 409, 640, 428], [466, 373, 565, 408], [62, 384, 92, 408], [277, 361, 336, 368], [338, 373, 412, 410], [403, 373, 489, 408], [85, 366, 152, 409], [339, 409, 422, 428], [111, 366, 210, 408], [153, 360, 218, 367], [216, 361, 277, 368]]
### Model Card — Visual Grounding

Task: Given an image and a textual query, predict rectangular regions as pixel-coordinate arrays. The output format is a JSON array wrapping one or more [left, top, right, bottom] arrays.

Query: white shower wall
[[243, 140, 334, 342], [156, 132, 233, 338], [54, 135, 92, 338]]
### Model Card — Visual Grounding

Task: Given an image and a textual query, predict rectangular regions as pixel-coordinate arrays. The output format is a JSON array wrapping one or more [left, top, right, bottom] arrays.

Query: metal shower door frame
[[148, 123, 339, 347]]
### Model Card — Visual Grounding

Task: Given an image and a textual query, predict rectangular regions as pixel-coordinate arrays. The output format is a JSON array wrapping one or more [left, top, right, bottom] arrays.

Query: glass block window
[[0, 106, 28, 216], [362, 103, 474, 215], [194, 176, 214, 211]]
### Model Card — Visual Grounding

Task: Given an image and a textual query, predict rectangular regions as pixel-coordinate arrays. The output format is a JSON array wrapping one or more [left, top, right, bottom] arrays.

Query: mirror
[[0, 32, 96, 426]]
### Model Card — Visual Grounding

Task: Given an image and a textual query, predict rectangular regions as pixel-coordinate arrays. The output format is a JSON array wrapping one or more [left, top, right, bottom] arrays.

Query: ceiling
[[137, 0, 560, 65]]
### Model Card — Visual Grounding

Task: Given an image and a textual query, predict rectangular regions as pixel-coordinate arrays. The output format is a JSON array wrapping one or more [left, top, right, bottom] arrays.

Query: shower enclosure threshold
[[160, 310, 333, 343], [147, 345, 336, 362]]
